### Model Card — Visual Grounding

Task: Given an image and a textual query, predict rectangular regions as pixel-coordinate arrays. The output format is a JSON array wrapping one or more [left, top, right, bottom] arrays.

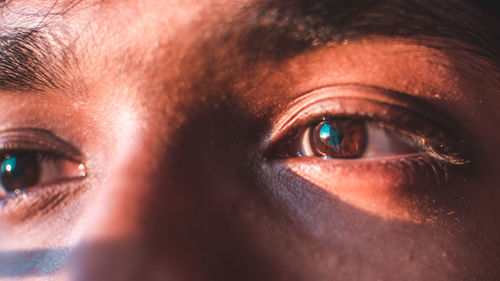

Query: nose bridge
[[82, 121, 196, 237], [66, 131, 205, 279], [63, 95, 279, 280], [65, 118, 253, 281]]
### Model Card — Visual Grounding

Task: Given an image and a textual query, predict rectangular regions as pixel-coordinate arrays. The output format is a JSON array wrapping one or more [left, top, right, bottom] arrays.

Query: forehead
[[2, 0, 242, 62], [1, 0, 497, 104]]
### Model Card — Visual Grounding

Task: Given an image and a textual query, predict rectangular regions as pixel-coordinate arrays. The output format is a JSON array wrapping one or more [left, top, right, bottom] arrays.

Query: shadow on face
[[0, 0, 498, 280]]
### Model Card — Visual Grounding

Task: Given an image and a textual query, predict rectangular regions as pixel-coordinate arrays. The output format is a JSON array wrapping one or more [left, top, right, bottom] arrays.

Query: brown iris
[[0, 153, 40, 193], [310, 120, 367, 158]]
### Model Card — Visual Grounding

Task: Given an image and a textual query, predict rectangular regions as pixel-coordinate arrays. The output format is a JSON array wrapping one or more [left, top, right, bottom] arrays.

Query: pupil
[[0, 153, 40, 193]]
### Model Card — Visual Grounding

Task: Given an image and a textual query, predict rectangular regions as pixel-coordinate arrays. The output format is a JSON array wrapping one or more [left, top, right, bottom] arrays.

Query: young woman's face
[[0, 0, 498, 280]]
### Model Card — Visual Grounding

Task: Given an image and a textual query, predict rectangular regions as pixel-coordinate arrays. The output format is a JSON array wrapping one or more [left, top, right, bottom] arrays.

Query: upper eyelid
[[265, 84, 457, 145], [0, 128, 84, 162]]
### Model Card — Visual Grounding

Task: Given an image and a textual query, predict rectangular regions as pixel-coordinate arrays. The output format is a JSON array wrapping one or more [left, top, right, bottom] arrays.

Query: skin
[[0, 0, 499, 280]]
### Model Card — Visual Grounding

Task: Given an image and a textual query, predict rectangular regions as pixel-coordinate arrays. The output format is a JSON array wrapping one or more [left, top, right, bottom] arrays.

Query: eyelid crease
[[266, 84, 454, 144], [0, 128, 84, 162]]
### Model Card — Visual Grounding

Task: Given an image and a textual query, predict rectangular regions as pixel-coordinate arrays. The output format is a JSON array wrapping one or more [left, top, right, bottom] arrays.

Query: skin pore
[[0, 0, 499, 280]]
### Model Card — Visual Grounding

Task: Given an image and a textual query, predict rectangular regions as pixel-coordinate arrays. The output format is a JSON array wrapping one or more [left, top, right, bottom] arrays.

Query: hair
[[228, 0, 499, 65]]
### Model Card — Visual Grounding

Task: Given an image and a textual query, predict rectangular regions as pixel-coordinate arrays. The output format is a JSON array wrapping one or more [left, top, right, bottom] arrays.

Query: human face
[[0, 0, 498, 280]]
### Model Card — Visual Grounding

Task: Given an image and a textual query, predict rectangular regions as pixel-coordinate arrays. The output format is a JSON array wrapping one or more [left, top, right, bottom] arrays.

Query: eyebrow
[[0, 28, 68, 92], [226, 0, 499, 68]]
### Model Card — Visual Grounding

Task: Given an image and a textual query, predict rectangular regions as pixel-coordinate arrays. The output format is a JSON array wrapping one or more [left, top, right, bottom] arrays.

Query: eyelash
[[268, 114, 467, 166]]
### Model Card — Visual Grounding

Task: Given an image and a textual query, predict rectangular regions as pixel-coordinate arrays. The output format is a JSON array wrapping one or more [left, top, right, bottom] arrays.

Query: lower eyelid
[[284, 156, 451, 222], [0, 180, 86, 224]]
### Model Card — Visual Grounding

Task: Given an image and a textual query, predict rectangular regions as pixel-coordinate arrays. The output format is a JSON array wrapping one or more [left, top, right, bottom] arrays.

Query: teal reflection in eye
[[1, 154, 40, 193], [1, 156, 17, 174], [301, 120, 367, 159], [319, 123, 344, 150]]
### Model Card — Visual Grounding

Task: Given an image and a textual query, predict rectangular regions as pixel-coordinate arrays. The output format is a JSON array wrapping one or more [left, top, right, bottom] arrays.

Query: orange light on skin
[[286, 156, 442, 223]]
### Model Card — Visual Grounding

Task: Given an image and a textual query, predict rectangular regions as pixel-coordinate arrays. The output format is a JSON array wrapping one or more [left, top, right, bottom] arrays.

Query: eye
[[263, 86, 470, 221], [0, 129, 87, 200], [0, 151, 86, 197], [279, 118, 421, 160], [266, 86, 467, 165]]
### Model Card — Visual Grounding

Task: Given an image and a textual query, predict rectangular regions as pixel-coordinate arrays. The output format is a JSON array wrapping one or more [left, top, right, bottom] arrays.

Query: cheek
[[286, 157, 447, 222]]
